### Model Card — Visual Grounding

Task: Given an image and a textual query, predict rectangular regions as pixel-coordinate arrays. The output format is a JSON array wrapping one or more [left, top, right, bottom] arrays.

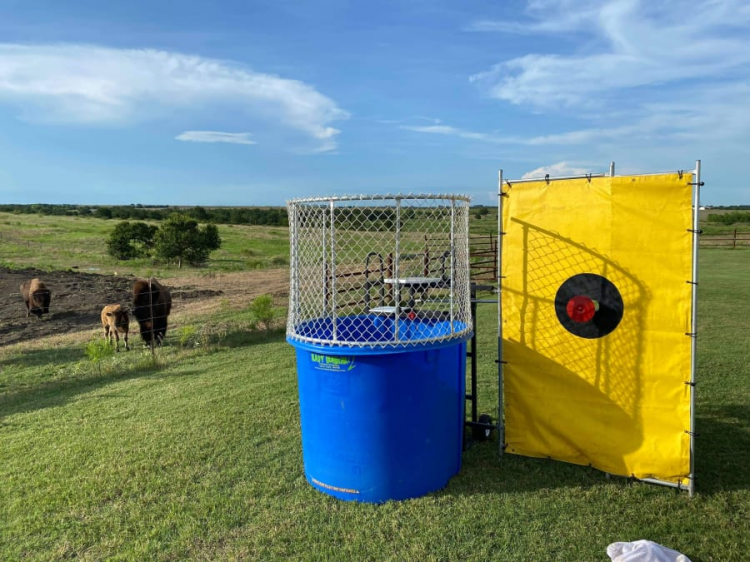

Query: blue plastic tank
[[288, 315, 470, 503]]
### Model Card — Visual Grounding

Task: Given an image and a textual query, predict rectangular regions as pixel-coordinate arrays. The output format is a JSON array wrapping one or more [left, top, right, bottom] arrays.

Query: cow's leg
[[104, 324, 111, 345], [123, 330, 129, 351], [114, 330, 120, 352]]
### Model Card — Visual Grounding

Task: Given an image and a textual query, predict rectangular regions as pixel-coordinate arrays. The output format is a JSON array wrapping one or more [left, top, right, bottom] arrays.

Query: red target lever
[[566, 295, 597, 323]]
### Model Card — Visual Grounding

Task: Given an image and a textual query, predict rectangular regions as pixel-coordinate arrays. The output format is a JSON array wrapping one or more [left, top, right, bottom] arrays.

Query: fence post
[[148, 278, 155, 359], [492, 233, 498, 280], [734, 228, 737, 250]]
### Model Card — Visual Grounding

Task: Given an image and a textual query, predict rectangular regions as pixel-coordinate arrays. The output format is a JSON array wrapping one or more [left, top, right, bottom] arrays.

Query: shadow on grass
[[446, 404, 750, 497], [221, 327, 286, 349], [0, 327, 289, 421], [695, 405, 750, 494], [0, 345, 84, 369], [0, 354, 163, 421], [441, 438, 616, 496]]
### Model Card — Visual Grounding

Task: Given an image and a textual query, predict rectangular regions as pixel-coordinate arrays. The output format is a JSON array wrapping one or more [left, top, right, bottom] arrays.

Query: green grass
[[0, 212, 290, 276], [1, 251, 749, 560]]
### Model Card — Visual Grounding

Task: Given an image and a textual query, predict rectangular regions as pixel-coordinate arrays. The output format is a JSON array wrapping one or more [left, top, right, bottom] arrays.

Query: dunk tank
[[286, 194, 473, 503]]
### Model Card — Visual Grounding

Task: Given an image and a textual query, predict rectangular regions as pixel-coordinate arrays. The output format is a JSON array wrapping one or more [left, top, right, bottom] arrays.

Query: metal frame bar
[[688, 159, 701, 497], [291, 327, 473, 348], [394, 198, 402, 342], [450, 199, 456, 333], [504, 168, 689, 186], [289, 193, 471, 204], [639, 477, 690, 491], [290, 204, 299, 332], [329, 199, 338, 342], [504, 173, 607, 185], [497, 169, 505, 457]]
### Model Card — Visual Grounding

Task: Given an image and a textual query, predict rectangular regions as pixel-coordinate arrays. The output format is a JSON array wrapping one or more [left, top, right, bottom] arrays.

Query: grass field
[[1, 235, 748, 559], [0, 212, 289, 276]]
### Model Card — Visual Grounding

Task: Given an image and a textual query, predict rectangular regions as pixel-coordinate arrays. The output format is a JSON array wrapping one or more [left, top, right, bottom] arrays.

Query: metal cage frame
[[287, 194, 473, 350]]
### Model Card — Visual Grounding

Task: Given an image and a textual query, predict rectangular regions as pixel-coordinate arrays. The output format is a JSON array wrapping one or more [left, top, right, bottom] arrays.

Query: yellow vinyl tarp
[[502, 173, 693, 483]]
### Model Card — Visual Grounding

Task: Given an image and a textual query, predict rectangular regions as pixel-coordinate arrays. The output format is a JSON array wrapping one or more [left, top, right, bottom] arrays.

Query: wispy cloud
[[403, 120, 628, 147], [521, 162, 591, 179], [469, 0, 750, 108], [175, 131, 256, 145], [0, 43, 348, 152], [401, 124, 516, 144]]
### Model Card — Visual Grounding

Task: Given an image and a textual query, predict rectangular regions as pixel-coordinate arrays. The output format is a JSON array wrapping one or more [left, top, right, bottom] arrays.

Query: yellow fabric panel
[[502, 173, 693, 483]]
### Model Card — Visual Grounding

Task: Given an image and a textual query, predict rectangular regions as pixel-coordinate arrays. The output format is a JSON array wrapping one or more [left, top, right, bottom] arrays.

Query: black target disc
[[554, 273, 624, 339]]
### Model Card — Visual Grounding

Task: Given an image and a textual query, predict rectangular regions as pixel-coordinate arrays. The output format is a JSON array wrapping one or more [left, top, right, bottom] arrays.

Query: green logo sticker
[[311, 354, 356, 371]]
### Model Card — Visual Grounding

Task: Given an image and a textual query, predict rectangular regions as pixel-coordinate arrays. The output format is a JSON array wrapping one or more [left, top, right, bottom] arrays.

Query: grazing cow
[[101, 304, 130, 352], [20, 278, 51, 319], [132, 278, 172, 346]]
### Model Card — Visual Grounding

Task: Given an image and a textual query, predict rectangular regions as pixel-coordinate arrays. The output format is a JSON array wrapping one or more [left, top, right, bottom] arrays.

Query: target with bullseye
[[554, 273, 624, 339]]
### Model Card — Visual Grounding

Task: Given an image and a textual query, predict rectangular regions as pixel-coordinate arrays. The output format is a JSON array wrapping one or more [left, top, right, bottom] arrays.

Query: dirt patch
[[0, 267, 289, 348]]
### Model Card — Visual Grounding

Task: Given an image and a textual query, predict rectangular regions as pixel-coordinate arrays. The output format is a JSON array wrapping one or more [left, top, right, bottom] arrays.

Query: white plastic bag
[[607, 540, 692, 562]]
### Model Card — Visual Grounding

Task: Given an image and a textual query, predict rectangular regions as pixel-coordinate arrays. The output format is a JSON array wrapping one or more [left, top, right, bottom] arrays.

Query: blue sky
[[1, 0, 748, 206]]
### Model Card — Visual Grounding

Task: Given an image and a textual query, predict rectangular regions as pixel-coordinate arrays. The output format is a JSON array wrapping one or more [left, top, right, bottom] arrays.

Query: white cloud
[[469, 0, 750, 108], [402, 124, 516, 144], [0, 43, 348, 151], [521, 162, 591, 179], [175, 131, 256, 145]]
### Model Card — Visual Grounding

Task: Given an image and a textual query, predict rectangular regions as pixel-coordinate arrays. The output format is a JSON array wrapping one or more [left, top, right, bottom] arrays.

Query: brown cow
[[101, 304, 130, 352], [132, 278, 172, 346], [20, 278, 51, 319]]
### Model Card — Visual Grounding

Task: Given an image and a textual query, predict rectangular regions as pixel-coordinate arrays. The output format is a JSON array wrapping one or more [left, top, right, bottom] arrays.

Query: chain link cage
[[286, 194, 472, 350]]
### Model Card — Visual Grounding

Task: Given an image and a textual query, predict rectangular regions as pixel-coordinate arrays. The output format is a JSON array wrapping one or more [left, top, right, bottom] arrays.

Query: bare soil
[[0, 267, 289, 348]]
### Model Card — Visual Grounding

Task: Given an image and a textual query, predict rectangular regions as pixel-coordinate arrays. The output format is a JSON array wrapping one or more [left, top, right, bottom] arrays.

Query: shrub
[[177, 325, 198, 349], [85, 338, 115, 375], [249, 294, 278, 333]]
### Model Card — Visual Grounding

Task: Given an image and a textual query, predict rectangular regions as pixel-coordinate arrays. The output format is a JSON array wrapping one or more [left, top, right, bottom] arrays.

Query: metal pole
[[450, 198, 455, 333], [322, 207, 329, 318], [290, 204, 299, 331], [148, 278, 155, 359], [394, 198, 401, 342], [609, 161, 615, 177], [497, 169, 505, 457], [689, 159, 701, 497], [470, 286, 478, 424], [330, 200, 337, 342]]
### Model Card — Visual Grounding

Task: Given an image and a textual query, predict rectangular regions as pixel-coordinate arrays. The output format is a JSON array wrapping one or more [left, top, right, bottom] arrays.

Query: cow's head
[[106, 308, 129, 327]]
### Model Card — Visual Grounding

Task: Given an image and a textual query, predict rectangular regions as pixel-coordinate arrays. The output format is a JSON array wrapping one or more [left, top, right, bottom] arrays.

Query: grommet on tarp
[[544, 174, 550, 184], [685, 332, 697, 338], [686, 280, 699, 285], [685, 430, 698, 437], [684, 381, 697, 387], [586, 173, 592, 182], [678, 170, 684, 179], [689, 181, 705, 186], [687, 228, 703, 234]]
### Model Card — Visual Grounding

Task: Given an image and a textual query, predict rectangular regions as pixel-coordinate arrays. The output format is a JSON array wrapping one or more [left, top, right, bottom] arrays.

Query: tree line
[[706, 211, 750, 225], [0, 204, 289, 226]]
